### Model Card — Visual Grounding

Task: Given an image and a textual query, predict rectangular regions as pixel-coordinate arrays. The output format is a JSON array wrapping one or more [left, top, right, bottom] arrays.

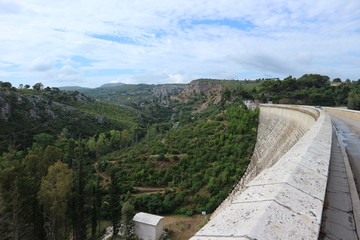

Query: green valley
[[0, 75, 360, 239]]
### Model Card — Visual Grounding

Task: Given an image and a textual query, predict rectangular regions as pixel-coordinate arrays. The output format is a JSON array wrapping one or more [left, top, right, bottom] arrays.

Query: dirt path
[[93, 162, 110, 182], [131, 187, 167, 196], [163, 214, 209, 240]]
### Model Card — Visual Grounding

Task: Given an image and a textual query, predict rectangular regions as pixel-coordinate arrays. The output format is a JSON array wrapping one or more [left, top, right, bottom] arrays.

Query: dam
[[191, 105, 360, 240]]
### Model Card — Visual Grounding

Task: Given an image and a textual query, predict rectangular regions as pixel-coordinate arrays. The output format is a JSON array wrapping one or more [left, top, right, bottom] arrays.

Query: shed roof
[[133, 212, 164, 226]]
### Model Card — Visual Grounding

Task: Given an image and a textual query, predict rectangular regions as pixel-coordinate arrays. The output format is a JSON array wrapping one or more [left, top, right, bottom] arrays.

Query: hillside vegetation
[[0, 74, 359, 239], [69, 83, 186, 106], [0, 80, 259, 239], [0, 87, 142, 154]]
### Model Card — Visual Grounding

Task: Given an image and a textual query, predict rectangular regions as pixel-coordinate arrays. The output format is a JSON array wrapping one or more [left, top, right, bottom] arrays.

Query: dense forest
[[0, 74, 359, 239], [0, 81, 259, 239], [256, 74, 360, 109]]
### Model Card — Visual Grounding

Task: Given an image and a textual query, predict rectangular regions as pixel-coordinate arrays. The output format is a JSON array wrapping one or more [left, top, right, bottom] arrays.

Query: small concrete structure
[[133, 212, 164, 240], [330, 81, 342, 87]]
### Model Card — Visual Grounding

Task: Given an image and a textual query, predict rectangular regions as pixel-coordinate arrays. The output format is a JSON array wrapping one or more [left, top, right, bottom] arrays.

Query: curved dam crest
[[191, 104, 332, 240]]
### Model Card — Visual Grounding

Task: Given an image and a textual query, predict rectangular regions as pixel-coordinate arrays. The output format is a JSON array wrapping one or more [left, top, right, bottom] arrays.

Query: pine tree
[[109, 169, 120, 238], [73, 143, 88, 240]]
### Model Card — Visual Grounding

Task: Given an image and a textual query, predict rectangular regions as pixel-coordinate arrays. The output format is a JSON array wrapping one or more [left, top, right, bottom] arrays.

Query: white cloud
[[0, 0, 360, 87], [29, 57, 54, 71], [296, 53, 313, 65], [46, 65, 82, 84]]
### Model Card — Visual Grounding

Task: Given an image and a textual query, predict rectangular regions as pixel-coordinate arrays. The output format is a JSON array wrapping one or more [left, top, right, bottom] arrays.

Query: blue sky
[[0, 0, 360, 88]]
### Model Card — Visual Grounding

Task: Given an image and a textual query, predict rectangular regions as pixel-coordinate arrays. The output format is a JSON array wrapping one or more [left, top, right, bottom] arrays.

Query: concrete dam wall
[[191, 105, 332, 240], [325, 107, 360, 122], [211, 105, 319, 218]]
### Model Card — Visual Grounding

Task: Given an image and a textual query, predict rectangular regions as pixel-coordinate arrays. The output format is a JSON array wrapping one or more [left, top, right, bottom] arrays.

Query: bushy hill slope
[[0, 79, 261, 239], [73, 83, 187, 106], [0, 87, 143, 153]]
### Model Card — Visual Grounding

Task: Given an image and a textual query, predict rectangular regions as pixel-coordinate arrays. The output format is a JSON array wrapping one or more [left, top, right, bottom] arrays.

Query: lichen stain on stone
[[300, 214, 311, 225], [270, 221, 284, 232]]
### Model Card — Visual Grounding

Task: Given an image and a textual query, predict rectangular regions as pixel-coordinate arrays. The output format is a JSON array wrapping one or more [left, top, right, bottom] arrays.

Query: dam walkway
[[319, 127, 358, 239], [320, 111, 360, 240]]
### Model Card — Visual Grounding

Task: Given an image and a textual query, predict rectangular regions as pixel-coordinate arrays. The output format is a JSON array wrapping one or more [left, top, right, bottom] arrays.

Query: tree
[[0, 150, 35, 239], [121, 202, 135, 239], [33, 133, 55, 148], [109, 169, 121, 238], [90, 177, 102, 240], [96, 133, 111, 156], [37, 161, 74, 240], [348, 89, 360, 110], [72, 142, 89, 240], [24, 146, 63, 187], [24, 84, 30, 89], [33, 82, 44, 91], [0, 81, 12, 88]]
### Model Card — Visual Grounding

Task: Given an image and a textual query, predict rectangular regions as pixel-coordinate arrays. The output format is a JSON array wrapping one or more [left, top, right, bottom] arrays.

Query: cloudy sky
[[0, 0, 360, 88]]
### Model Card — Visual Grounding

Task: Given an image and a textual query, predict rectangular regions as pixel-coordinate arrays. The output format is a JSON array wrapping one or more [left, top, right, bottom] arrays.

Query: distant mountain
[[59, 86, 91, 91], [74, 83, 187, 106], [99, 82, 125, 88]]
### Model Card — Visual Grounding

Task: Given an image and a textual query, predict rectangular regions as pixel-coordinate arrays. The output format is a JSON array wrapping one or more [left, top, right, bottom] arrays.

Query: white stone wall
[[212, 105, 318, 218], [155, 220, 164, 240], [134, 222, 156, 240], [192, 105, 332, 240], [134, 219, 164, 240]]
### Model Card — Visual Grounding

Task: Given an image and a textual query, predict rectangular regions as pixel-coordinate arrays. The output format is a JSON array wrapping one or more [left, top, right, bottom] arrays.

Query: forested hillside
[[0, 85, 143, 154], [0, 74, 359, 239], [256, 74, 360, 109], [67, 83, 186, 107], [0, 80, 259, 239]]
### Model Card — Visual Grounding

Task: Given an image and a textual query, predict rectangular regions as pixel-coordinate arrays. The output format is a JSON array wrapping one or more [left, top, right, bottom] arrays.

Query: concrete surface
[[328, 112, 360, 193], [133, 212, 164, 240], [191, 105, 332, 240], [319, 129, 358, 240], [212, 105, 318, 218]]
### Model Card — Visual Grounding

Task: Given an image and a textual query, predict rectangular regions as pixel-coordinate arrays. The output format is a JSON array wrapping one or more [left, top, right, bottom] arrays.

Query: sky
[[0, 0, 360, 88]]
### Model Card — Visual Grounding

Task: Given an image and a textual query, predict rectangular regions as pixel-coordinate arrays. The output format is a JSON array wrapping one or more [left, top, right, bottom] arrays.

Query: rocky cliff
[[171, 79, 228, 113], [152, 84, 186, 98], [1, 91, 69, 121], [176, 80, 224, 101]]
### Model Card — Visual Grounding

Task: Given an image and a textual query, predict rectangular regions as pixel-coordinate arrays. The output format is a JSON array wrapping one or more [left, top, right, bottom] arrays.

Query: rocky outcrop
[[152, 84, 185, 99], [152, 84, 186, 105], [171, 80, 226, 113], [175, 80, 224, 102], [0, 89, 120, 153], [0, 97, 11, 120], [0, 91, 65, 121]]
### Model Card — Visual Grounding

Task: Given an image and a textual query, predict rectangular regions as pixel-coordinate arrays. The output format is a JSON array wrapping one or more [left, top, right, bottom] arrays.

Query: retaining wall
[[324, 107, 360, 121], [191, 105, 332, 240], [211, 105, 318, 218]]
